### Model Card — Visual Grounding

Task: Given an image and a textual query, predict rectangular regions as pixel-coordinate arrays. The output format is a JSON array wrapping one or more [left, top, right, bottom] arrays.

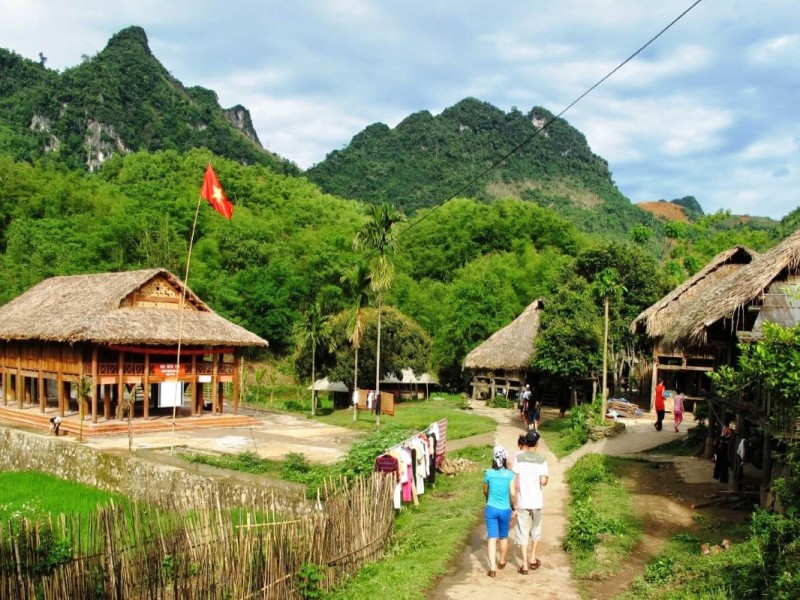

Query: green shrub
[[486, 396, 515, 409], [296, 562, 327, 599], [643, 557, 674, 585], [567, 453, 615, 499]]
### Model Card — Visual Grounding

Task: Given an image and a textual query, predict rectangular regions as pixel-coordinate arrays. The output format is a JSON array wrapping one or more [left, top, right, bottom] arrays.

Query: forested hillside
[[0, 27, 791, 388], [306, 98, 659, 237], [0, 27, 297, 174]]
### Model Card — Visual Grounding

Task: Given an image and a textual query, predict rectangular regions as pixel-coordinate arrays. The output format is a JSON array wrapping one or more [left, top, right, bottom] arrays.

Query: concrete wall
[[0, 427, 309, 515]]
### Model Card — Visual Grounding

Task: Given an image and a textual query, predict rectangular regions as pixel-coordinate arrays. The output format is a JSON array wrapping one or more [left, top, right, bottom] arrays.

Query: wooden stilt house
[[634, 231, 800, 505], [0, 269, 268, 434], [631, 246, 757, 411], [463, 299, 544, 400]]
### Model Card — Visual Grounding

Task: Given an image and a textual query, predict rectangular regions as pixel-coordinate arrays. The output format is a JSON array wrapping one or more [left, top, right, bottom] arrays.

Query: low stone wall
[[0, 427, 309, 515]]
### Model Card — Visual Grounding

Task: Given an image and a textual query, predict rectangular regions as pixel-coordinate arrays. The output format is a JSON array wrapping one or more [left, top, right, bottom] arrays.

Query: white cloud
[[739, 134, 799, 162], [747, 34, 800, 66]]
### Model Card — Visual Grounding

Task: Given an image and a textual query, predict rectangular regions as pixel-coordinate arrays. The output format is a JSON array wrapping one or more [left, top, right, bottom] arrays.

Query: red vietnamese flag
[[200, 164, 233, 219]]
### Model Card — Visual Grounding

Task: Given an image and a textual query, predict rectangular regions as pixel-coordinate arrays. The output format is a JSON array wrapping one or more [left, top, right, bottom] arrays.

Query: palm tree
[[353, 204, 406, 425], [341, 264, 373, 422], [593, 268, 626, 422], [293, 300, 335, 416]]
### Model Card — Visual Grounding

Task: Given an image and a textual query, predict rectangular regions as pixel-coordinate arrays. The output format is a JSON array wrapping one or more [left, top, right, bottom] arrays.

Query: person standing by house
[[673, 390, 685, 432], [519, 384, 531, 426], [513, 430, 549, 574], [523, 386, 540, 431], [654, 379, 666, 431], [483, 446, 517, 578]]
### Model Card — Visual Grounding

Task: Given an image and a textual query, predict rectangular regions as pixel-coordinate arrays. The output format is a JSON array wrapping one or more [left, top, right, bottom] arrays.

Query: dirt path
[[429, 405, 686, 600]]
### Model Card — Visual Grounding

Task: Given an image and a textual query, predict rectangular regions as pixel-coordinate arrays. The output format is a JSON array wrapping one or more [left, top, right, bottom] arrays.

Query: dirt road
[[429, 405, 685, 599]]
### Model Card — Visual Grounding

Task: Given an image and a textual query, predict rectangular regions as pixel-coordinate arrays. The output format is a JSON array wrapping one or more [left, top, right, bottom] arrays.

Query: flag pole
[[171, 186, 204, 453]]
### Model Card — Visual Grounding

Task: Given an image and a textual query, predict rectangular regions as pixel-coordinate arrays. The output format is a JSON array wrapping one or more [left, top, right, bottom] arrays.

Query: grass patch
[[616, 521, 756, 600], [314, 394, 496, 441], [0, 471, 124, 522], [644, 435, 704, 456], [328, 445, 489, 599], [564, 454, 641, 581], [538, 416, 578, 459], [181, 424, 417, 495]]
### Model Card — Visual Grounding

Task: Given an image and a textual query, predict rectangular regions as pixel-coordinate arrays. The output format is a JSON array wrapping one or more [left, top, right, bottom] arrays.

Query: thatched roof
[[631, 246, 756, 338], [462, 299, 544, 371], [0, 269, 268, 347], [662, 230, 800, 348]]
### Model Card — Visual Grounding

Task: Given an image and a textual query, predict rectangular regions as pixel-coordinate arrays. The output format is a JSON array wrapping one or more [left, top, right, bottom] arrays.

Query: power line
[[396, 0, 704, 239]]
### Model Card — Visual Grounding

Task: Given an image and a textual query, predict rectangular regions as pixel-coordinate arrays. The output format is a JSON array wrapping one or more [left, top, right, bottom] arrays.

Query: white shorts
[[515, 508, 543, 544]]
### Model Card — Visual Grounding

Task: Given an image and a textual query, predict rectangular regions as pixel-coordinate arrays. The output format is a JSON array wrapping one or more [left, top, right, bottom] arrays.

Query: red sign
[[155, 364, 186, 378]]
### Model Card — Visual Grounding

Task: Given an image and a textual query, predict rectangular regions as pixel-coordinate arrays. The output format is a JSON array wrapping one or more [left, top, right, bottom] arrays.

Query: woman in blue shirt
[[483, 445, 517, 577]]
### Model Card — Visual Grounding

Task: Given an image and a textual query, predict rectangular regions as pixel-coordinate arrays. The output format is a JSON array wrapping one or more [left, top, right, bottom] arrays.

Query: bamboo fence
[[0, 474, 395, 599]]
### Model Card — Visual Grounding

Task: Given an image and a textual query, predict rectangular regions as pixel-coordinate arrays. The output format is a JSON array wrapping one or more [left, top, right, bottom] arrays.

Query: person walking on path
[[513, 429, 549, 574], [654, 379, 666, 431], [519, 384, 532, 426], [483, 446, 517, 578], [673, 390, 685, 432]]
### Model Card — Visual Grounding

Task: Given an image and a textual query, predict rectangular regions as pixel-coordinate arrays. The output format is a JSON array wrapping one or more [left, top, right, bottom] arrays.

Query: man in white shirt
[[512, 429, 549, 574]]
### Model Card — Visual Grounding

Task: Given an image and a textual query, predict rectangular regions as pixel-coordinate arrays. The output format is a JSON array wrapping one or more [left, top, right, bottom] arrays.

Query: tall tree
[[353, 204, 406, 425], [593, 267, 625, 421], [341, 263, 372, 421], [293, 300, 335, 416]]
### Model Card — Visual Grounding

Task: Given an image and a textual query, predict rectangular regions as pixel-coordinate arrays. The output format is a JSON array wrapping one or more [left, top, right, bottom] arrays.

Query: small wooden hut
[[0, 269, 267, 434], [631, 246, 757, 410], [463, 299, 544, 400]]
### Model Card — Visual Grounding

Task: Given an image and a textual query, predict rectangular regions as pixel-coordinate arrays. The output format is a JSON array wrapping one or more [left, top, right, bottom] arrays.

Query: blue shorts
[[485, 505, 512, 539]]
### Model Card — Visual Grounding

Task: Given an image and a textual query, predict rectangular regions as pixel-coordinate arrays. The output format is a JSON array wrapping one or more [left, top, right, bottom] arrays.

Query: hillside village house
[[631, 246, 758, 412], [0, 269, 267, 435], [463, 299, 544, 401], [633, 231, 800, 505]]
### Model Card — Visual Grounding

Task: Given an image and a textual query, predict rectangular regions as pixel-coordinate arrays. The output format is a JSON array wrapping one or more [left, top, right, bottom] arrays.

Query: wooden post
[[16, 350, 22, 410], [91, 347, 99, 423], [104, 385, 111, 420], [490, 373, 496, 401], [233, 354, 240, 415], [2, 342, 7, 407], [117, 351, 124, 420], [143, 353, 150, 420], [38, 370, 45, 413], [650, 344, 659, 413], [190, 355, 196, 417], [56, 365, 64, 417], [212, 353, 219, 415]]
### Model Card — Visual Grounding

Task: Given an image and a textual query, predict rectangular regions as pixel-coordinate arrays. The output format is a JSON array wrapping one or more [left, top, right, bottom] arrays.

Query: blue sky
[[2, 0, 798, 219]]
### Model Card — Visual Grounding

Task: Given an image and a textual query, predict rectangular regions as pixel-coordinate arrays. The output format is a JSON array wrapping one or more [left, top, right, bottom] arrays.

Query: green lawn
[[314, 394, 496, 441], [564, 455, 641, 582], [0, 470, 124, 522], [538, 416, 580, 459]]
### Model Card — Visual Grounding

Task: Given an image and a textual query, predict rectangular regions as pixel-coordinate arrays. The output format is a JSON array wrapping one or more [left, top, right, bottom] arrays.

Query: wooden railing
[[84, 362, 234, 377]]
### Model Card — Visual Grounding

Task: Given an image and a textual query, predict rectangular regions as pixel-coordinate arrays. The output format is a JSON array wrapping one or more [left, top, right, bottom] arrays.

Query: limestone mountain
[[305, 97, 657, 237], [0, 26, 298, 174]]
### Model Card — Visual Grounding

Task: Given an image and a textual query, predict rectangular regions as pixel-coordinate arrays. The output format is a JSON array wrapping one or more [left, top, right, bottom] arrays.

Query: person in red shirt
[[654, 379, 666, 431]]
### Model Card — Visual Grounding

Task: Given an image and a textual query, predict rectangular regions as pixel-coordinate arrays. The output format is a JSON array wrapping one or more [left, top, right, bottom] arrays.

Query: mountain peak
[[104, 26, 151, 55]]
